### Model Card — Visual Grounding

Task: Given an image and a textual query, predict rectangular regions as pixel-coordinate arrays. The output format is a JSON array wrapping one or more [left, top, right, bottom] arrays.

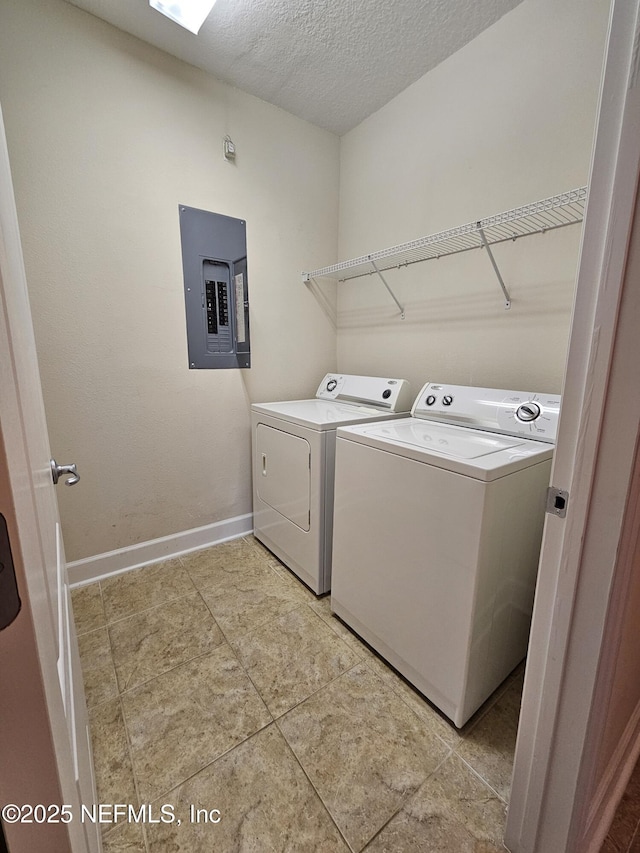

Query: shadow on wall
[[336, 277, 576, 331], [304, 278, 337, 329]]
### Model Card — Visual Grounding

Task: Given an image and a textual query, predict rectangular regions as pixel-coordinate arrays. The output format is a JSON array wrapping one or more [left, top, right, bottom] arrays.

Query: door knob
[[50, 459, 80, 487]]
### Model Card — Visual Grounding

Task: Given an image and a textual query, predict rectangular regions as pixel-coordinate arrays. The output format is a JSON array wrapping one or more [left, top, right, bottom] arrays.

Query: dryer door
[[256, 424, 311, 531]]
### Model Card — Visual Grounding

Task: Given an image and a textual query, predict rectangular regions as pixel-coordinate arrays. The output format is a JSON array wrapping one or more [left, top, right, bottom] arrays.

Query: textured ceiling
[[62, 0, 524, 135]]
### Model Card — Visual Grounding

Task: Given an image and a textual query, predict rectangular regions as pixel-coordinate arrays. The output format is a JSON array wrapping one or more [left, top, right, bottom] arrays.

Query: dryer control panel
[[412, 382, 561, 443], [315, 374, 412, 412]]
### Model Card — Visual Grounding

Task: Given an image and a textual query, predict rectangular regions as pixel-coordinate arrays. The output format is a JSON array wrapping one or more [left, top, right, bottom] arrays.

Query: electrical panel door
[[180, 205, 250, 369]]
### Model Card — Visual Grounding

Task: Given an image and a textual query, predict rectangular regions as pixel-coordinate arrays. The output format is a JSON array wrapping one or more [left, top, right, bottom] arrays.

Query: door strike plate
[[546, 486, 569, 518]]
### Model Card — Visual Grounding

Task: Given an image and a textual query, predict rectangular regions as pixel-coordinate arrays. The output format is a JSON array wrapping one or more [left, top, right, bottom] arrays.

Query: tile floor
[[601, 756, 640, 852], [72, 535, 524, 853]]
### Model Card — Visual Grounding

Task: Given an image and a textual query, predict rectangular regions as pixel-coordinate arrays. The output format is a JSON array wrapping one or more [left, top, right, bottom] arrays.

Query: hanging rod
[[302, 187, 587, 303]]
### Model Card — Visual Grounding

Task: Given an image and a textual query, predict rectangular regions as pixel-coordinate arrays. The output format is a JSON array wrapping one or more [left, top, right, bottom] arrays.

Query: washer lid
[[337, 418, 554, 480], [251, 398, 408, 430], [368, 420, 526, 459]]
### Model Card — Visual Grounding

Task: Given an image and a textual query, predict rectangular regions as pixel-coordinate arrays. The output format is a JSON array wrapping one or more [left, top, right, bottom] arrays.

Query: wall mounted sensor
[[180, 205, 251, 369], [223, 136, 236, 162]]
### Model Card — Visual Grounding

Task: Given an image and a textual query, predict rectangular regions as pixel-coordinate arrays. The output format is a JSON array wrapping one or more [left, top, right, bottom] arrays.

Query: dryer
[[330, 382, 561, 727], [252, 374, 412, 594]]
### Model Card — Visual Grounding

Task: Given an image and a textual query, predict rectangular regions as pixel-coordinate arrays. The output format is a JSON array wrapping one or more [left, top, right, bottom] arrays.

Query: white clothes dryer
[[252, 374, 412, 594], [330, 382, 561, 727]]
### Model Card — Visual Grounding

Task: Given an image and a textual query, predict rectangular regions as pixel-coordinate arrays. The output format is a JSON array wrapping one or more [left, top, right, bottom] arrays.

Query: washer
[[330, 381, 561, 727], [252, 374, 412, 594]]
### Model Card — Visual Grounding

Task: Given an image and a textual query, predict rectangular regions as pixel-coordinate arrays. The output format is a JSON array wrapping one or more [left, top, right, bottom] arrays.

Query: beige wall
[[337, 0, 610, 395], [0, 0, 611, 564], [0, 0, 339, 561]]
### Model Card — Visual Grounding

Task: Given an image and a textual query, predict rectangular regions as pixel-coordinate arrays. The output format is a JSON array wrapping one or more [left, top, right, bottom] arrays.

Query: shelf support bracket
[[477, 225, 511, 309], [370, 259, 405, 319]]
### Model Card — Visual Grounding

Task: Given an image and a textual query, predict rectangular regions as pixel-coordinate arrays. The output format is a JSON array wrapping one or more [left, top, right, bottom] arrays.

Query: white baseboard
[[583, 699, 640, 852], [68, 513, 254, 587]]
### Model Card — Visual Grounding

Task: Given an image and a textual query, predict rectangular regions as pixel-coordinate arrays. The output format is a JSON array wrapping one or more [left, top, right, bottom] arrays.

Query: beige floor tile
[[455, 676, 523, 801], [243, 533, 298, 573], [364, 753, 506, 852], [243, 534, 278, 562], [308, 597, 371, 659], [232, 605, 360, 717], [242, 533, 322, 601], [89, 698, 138, 809], [199, 566, 306, 644], [271, 564, 321, 601], [71, 583, 106, 635], [101, 559, 195, 623], [108, 591, 225, 692], [362, 651, 462, 749], [180, 540, 268, 589], [147, 724, 350, 852], [319, 599, 464, 748], [365, 822, 500, 852], [101, 820, 146, 852], [78, 627, 118, 708], [365, 813, 502, 852], [278, 662, 451, 852], [323, 605, 516, 750], [121, 644, 271, 802], [78, 538, 529, 851]]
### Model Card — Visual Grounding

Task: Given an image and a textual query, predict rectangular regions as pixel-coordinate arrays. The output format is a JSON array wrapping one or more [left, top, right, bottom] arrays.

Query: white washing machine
[[252, 374, 412, 594], [330, 382, 561, 727]]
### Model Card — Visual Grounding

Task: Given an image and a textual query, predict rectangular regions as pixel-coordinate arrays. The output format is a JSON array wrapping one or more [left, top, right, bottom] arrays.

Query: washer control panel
[[412, 382, 561, 443], [315, 374, 413, 412]]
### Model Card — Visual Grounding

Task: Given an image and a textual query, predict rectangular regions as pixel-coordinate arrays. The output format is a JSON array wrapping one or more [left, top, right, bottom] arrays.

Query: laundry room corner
[[335, 0, 610, 395], [0, 0, 340, 566], [4, 0, 638, 849]]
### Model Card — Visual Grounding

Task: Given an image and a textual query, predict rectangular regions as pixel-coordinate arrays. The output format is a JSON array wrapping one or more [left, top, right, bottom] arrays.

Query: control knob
[[382, 389, 392, 399], [442, 395, 453, 406], [425, 395, 436, 406], [326, 379, 338, 392], [516, 401, 541, 422]]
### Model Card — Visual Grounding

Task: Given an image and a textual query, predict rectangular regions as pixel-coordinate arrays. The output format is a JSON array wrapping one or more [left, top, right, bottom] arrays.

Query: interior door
[[505, 1, 640, 850], [0, 105, 100, 853]]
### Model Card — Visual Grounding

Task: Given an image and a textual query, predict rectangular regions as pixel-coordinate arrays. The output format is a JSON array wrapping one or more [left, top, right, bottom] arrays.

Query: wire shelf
[[302, 186, 587, 283]]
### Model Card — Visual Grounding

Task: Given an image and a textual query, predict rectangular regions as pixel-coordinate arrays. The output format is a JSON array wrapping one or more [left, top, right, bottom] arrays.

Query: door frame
[[506, 0, 640, 849]]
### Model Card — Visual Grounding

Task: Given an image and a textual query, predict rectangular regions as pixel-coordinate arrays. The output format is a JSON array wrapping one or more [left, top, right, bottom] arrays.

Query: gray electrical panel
[[180, 205, 251, 369]]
